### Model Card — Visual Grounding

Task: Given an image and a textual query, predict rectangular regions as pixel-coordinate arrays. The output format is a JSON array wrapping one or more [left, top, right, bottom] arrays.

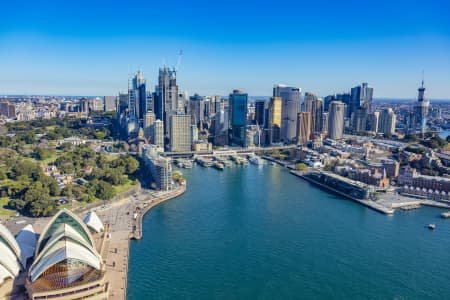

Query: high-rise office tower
[[154, 67, 179, 136], [151, 120, 164, 149], [177, 91, 188, 112], [170, 114, 191, 152], [254, 100, 266, 127], [273, 84, 301, 142], [322, 112, 329, 134], [104, 96, 116, 112], [413, 80, 429, 134], [335, 93, 351, 118], [229, 89, 248, 147], [92, 98, 104, 111], [324, 95, 336, 112], [305, 93, 323, 135], [352, 102, 369, 132], [209, 96, 222, 116], [129, 71, 147, 122], [144, 112, 156, 141], [146, 92, 153, 114], [79, 98, 89, 113], [379, 108, 396, 135], [190, 124, 198, 144], [214, 109, 229, 135], [296, 112, 311, 144], [369, 111, 380, 133], [328, 101, 345, 140], [118, 93, 128, 116], [269, 96, 282, 143], [188, 94, 205, 128], [350, 83, 373, 117]]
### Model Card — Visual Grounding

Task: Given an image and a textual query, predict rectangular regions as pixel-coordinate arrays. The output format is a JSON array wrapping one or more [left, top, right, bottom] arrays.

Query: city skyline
[[1, 0, 449, 98]]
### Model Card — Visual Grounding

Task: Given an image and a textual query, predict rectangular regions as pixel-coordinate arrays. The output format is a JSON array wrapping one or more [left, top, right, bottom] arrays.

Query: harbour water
[[128, 164, 450, 299]]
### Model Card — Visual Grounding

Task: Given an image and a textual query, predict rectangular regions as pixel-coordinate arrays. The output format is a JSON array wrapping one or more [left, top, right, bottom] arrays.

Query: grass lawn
[[39, 149, 63, 166], [45, 125, 57, 131], [0, 197, 16, 218], [113, 177, 136, 194]]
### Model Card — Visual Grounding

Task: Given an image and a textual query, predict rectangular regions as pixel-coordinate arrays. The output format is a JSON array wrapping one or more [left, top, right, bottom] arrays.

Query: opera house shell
[[0, 223, 23, 297], [26, 209, 108, 300]]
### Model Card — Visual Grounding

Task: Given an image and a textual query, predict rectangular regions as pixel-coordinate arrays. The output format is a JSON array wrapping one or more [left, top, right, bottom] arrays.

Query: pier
[[290, 170, 395, 215]]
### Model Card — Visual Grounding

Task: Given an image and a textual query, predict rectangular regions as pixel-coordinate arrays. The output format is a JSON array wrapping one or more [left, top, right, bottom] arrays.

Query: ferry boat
[[213, 162, 225, 171], [196, 158, 213, 167], [183, 160, 193, 168], [249, 156, 264, 165]]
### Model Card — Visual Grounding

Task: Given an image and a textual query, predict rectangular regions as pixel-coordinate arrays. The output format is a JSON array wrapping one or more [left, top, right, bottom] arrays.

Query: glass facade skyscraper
[[229, 89, 248, 147], [273, 84, 301, 143]]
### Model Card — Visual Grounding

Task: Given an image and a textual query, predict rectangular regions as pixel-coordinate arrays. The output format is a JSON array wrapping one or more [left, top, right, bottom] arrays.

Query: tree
[[124, 156, 139, 174], [23, 183, 54, 217], [34, 147, 53, 160], [61, 185, 73, 199], [37, 174, 60, 196], [93, 180, 115, 200]]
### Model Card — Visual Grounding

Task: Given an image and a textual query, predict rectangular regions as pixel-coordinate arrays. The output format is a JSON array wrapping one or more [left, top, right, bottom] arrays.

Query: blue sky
[[1, 0, 449, 98]]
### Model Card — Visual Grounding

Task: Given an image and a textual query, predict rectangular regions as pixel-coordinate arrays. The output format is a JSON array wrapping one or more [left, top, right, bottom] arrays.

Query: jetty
[[290, 170, 395, 215]]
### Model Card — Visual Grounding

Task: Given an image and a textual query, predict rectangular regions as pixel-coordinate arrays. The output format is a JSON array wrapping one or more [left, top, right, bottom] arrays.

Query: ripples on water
[[128, 165, 450, 300]]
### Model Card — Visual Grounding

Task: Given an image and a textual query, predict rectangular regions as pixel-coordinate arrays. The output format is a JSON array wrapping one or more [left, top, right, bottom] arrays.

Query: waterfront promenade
[[95, 185, 186, 300]]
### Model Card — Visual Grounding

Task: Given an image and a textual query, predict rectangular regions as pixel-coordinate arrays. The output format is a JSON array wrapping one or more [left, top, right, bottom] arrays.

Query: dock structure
[[290, 170, 395, 215]]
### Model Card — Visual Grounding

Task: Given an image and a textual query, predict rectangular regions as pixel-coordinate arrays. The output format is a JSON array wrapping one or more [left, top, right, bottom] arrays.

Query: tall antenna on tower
[[422, 70, 425, 88]]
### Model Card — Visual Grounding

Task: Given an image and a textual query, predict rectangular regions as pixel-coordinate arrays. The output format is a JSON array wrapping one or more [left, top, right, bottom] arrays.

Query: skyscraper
[[229, 89, 248, 147], [335, 93, 351, 118], [103, 96, 116, 112], [269, 96, 282, 143], [188, 94, 205, 128], [151, 120, 164, 149], [413, 80, 430, 134], [254, 100, 266, 127], [322, 112, 329, 134], [369, 111, 380, 133], [352, 103, 369, 133], [273, 85, 301, 142], [296, 112, 311, 144], [154, 67, 179, 136], [144, 112, 156, 141], [379, 108, 396, 135], [118, 93, 128, 116], [305, 93, 323, 135], [328, 101, 345, 140], [129, 70, 147, 122], [190, 124, 198, 144], [350, 83, 373, 117], [169, 114, 191, 152]]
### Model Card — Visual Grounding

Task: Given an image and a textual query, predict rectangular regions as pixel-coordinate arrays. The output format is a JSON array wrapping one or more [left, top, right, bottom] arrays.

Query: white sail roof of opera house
[[15, 224, 37, 268], [0, 223, 22, 285], [83, 211, 104, 233], [30, 209, 102, 282]]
